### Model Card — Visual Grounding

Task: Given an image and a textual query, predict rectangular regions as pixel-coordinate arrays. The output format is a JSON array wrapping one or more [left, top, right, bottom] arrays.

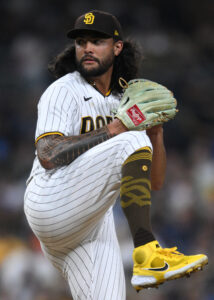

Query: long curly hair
[[48, 40, 142, 95]]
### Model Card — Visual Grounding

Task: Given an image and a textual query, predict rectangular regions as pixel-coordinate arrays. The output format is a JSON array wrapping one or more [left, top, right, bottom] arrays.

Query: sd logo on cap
[[84, 13, 95, 25]]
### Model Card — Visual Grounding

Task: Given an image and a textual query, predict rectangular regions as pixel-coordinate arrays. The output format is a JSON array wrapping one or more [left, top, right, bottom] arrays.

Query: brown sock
[[120, 147, 155, 248]]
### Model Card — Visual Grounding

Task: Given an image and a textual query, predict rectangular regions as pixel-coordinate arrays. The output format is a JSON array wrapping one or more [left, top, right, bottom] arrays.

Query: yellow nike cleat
[[131, 240, 208, 291]]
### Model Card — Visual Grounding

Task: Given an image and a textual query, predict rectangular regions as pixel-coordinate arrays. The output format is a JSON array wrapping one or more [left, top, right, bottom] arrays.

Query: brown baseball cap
[[67, 10, 123, 40]]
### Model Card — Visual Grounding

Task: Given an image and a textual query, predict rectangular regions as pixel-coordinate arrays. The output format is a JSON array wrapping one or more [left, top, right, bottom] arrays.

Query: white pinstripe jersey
[[28, 71, 121, 181]]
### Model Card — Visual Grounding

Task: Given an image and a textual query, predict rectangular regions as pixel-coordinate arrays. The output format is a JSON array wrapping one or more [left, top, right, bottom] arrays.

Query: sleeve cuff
[[35, 132, 64, 144]]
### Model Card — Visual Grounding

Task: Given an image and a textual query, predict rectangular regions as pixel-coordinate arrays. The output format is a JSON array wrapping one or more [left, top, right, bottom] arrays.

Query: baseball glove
[[115, 78, 178, 130]]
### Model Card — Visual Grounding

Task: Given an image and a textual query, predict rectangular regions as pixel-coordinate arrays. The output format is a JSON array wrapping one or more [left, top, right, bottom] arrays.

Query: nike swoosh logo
[[84, 96, 92, 101], [142, 262, 169, 272]]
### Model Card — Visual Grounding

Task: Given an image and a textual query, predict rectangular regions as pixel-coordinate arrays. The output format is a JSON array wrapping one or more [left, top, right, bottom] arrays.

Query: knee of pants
[[115, 131, 152, 165]]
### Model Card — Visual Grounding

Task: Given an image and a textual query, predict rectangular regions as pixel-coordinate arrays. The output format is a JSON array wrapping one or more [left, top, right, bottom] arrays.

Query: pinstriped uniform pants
[[24, 131, 152, 300]]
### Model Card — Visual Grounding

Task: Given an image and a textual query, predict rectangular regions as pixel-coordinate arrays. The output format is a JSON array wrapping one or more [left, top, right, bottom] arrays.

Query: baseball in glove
[[115, 78, 178, 130]]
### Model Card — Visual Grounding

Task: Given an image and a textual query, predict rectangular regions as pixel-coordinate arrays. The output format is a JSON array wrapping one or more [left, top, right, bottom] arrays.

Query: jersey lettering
[[96, 116, 105, 129], [80, 116, 94, 134], [81, 116, 113, 134], [106, 116, 113, 124]]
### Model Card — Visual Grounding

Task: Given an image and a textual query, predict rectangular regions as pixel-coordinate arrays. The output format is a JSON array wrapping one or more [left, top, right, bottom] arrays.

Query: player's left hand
[[115, 78, 178, 131]]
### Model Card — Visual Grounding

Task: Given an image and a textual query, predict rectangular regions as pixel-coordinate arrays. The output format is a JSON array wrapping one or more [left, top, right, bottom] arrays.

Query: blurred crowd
[[0, 0, 213, 299]]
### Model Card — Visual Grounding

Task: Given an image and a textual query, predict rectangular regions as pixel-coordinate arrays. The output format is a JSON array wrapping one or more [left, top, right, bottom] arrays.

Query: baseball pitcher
[[24, 10, 208, 300]]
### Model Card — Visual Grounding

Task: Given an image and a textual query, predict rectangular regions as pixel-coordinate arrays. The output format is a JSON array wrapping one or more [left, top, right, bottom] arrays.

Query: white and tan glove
[[115, 78, 178, 130]]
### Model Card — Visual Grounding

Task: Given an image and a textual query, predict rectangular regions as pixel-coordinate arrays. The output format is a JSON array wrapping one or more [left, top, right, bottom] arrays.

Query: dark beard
[[76, 53, 114, 78]]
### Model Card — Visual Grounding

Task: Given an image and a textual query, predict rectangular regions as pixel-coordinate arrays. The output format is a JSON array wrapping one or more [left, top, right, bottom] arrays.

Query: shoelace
[[156, 247, 184, 258]]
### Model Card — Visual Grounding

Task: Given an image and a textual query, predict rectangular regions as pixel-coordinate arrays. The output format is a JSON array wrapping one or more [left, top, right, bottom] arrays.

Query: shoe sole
[[132, 256, 208, 292]]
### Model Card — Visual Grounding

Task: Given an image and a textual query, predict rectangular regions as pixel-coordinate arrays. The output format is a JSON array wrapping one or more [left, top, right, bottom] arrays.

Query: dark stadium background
[[0, 0, 213, 299]]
